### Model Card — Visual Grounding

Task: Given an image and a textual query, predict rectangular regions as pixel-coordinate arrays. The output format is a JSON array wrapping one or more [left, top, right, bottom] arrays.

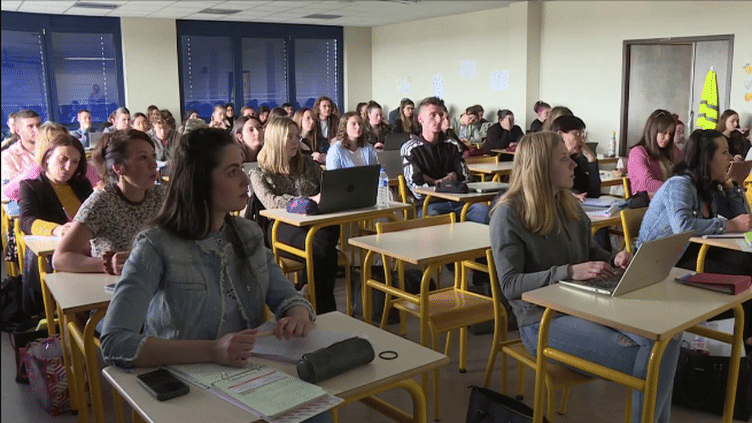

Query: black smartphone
[[136, 369, 189, 401]]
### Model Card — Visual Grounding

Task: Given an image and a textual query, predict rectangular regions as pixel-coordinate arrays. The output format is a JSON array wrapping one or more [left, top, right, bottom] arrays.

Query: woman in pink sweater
[[627, 109, 676, 197]]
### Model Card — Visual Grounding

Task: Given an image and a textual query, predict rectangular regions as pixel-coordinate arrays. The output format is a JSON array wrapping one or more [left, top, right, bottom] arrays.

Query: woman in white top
[[325, 112, 379, 170]]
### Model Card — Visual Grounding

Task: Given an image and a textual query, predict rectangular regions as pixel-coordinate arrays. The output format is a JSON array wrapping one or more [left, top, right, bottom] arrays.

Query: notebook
[[559, 231, 693, 296], [316, 165, 380, 214], [376, 149, 403, 179]]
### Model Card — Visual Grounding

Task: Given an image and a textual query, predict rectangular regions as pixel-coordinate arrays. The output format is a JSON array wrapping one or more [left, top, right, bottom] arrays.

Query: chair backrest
[[622, 177, 632, 199], [376, 212, 455, 234], [397, 175, 416, 220], [483, 248, 509, 338], [620, 207, 647, 253], [465, 154, 499, 165], [13, 219, 26, 276]]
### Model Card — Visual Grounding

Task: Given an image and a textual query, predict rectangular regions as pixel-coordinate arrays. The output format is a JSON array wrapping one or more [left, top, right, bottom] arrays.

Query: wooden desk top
[[466, 162, 513, 175], [23, 235, 60, 256], [413, 186, 501, 203], [44, 272, 118, 314], [490, 148, 515, 156], [260, 202, 411, 227], [348, 221, 490, 266], [102, 312, 449, 423], [690, 235, 752, 253], [522, 268, 752, 341]]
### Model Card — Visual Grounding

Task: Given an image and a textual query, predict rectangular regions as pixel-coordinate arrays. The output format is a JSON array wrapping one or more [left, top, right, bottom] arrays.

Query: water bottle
[[608, 131, 616, 158], [377, 167, 390, 205], [691, 335, 709, 355]]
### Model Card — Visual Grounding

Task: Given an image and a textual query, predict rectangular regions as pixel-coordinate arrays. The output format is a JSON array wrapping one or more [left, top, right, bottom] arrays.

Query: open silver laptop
[[559, 231, 693, 297], [317, 165, 380, 214], [376, 149, 403, 180], [466, 181, 508, 193]]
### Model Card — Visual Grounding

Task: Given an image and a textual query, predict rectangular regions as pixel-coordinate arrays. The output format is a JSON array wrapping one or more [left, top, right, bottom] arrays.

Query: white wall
[[371, 2, 535, 122], [120, 18, 181, 117], [539, 1, 752, 151], [370, 1, 751, 152], [344, 27, 373, 112]]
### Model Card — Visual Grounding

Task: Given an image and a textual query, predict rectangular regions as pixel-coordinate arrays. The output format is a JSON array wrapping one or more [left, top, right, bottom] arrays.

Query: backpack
[[1, 275, 26, 332]]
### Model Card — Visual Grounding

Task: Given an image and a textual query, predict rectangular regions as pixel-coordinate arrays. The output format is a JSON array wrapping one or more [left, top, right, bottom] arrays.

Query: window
[[1, 12, 124, 132], [177, 20, 342, 121]]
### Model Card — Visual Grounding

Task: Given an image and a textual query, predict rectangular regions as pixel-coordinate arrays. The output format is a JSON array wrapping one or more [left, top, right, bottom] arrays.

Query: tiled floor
[[2, 267, 748, 422]]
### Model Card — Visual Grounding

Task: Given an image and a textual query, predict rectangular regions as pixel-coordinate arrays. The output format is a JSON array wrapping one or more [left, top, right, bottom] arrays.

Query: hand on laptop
[[568, 261, 617, 281], [613, 250, 632, 269]]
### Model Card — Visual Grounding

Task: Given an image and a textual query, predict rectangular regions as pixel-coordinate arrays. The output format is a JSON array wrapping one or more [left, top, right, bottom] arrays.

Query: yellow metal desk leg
[[696, 243, 710, 273], [722, 304, 745, 423], [641, 336, 669, 423], [85, 308, 107, 423], [422, 195, 433, 219], [67, 317, 90, 423], [57, 305, 79, 414], [38, 253, 57, 335], [533, 308, 554, 423]]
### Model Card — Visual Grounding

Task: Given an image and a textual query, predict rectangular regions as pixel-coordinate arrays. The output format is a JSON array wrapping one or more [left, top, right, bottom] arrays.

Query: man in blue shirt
[[71, 109, 94, 148]]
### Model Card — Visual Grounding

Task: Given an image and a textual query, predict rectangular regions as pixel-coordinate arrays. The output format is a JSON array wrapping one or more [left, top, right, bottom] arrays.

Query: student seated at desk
[[527, 100, 550, 133], [550, 115, 600, 200], [717, 109, 751, 161], [53, 130, 165, 275], [627, 109, 678, 197], [638, 129, 752, 349], [363, 101, 391, 149], [483, 109, 524, 155], [489, 131, 681, 423], [391, 98, 415, 135], [325, 112, 379, 170], [19, 134, 93, 315], [402, 97, 490, 224], [294, 107, 327, 165], [250, 118, 340, 313], [232, 115, 264, 163]]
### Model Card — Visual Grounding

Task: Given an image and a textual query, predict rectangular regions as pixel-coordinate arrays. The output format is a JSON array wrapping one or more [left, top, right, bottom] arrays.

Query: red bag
[[25, 334, 70, 415]]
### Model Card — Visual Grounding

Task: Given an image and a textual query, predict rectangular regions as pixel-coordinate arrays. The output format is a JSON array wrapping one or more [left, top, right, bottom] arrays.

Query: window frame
[[2, 11, 125, 131], [176, 20, 343, 120]]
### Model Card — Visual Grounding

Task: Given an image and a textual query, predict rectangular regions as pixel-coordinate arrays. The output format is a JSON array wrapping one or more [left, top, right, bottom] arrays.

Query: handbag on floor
[[672, 343, 752, 421], [466, 385, 548, 423], [25, 334, 70, 415]]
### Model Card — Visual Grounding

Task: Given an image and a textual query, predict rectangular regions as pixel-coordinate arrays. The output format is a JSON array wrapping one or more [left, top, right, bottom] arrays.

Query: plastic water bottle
[[377, 167, 390, 205], [608, 131, 617, 158]]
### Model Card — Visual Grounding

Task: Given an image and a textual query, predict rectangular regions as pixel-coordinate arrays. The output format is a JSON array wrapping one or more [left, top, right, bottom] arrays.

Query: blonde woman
[[540, 105, 572, 132], [3, 122, 100, 200], [326, 112, 378, 170], [249, 118, 339, 313], [489, 131, 679, 423]]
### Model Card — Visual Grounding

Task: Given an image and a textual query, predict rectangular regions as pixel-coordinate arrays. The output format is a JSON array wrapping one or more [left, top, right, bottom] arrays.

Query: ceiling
[[0, 1, 517, 27]]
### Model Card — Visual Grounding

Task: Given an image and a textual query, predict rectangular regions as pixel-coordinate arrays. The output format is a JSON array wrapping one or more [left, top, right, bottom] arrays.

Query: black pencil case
[[297, 337, 375, 383]]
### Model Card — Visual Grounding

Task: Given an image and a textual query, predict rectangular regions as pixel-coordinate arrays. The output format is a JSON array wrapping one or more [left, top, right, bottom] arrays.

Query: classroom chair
[[1, 205, 20, 276], [13, 219, 26, 277], [481, 251, 630, 423], [622, 177, 632, 199], [466, 154, 499, 181], [370, 215, 500, 421], [620, 207, 648, 254], [396, 175, 417, 220]]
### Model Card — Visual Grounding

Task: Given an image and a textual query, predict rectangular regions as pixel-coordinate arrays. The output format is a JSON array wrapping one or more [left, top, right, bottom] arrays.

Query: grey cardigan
[[489, 202, 614, 327]]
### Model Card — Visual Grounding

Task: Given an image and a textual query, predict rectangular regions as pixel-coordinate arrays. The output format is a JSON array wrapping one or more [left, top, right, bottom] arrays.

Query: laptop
[[727, 160, 752, 185], [317, 165, 380, 214], [466, 181, 508, 193], [376, 149, 403, 179], [559, 231, 693, 297], [382, 133, 410, 151]]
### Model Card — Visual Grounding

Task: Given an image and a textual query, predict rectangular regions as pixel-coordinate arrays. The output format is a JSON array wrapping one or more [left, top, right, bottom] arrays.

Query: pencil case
[[297, 337, 374, 383], [286, 197, 319, 215]]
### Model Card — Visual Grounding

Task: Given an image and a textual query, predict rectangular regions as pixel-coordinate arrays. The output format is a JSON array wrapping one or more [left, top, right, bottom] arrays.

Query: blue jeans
[[519, 315, 681, 423], [424, 200, 490, 224]]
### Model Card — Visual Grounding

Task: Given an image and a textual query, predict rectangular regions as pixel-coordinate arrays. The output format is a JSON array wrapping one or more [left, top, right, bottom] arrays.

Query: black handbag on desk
[[672, 344, 752, 421], [466, 385, 548, 423], [436, 180, 469, 193]]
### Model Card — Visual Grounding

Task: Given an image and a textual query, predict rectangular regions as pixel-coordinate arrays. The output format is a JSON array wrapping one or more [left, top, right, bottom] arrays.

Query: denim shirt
[[100, 217, 314, 368], [638, 175, 748, 246]]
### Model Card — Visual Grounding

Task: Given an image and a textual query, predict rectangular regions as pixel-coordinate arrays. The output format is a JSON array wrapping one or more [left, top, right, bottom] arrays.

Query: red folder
[[677, 273, 752, 295]]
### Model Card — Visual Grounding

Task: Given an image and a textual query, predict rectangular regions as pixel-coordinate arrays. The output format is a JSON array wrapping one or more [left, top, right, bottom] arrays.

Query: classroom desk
[[45, 272, 118, 423], [413, 186, 504, 221], [522, 267, 751, 423], [102, 311, 449, 423], [24, 235, 60, 335], [597, 155, 622, 166], [691, 235, 752, 272], [466, 162, 513, 182], [490, 148, 516, 158], [348, 221, 491, 418], [260, 202, 411, 312]]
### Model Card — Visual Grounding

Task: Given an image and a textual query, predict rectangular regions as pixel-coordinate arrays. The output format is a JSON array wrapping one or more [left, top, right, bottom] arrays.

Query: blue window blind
[[176, 20, 343, 119], [50, 32, 120, 124], [1, 12, 124, 133], [181, 35, 235, 121], [1, 30, 50, 125], [242, 38, 288, 110], [294, 38, 339, 110]]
